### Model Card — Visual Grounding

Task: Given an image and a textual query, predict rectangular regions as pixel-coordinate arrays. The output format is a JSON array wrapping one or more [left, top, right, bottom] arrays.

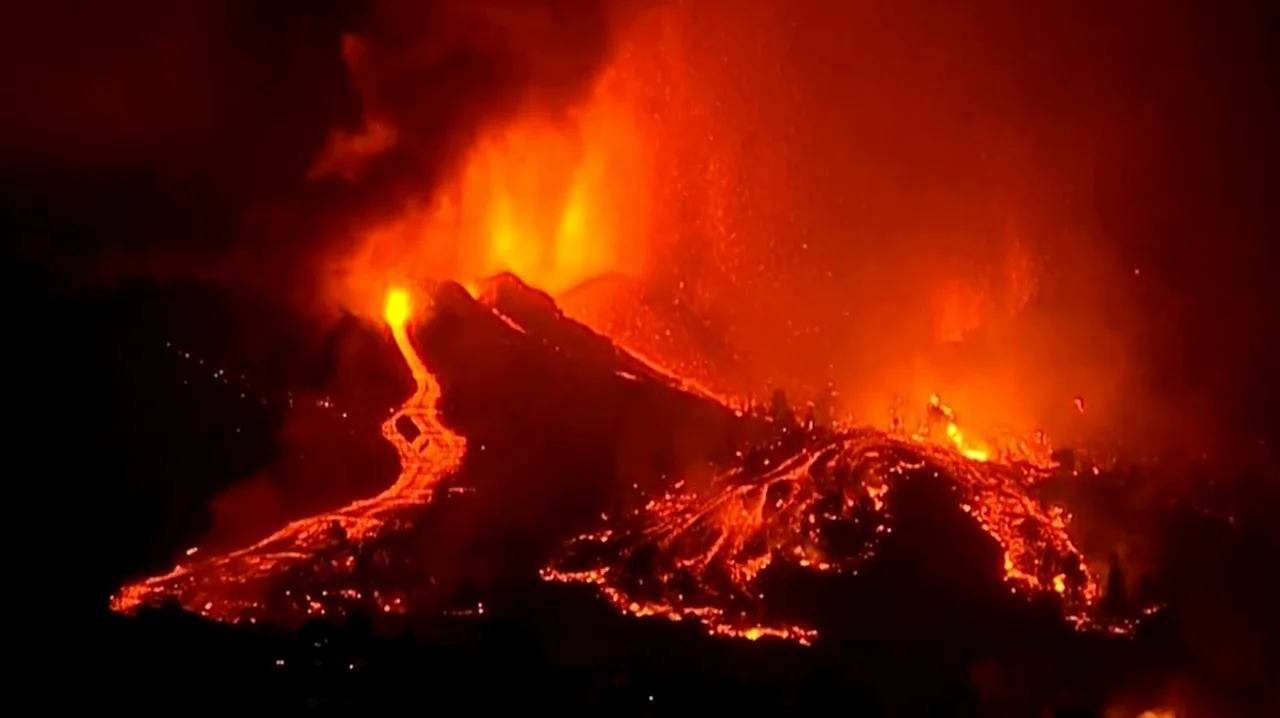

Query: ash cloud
[[627, 0, 1280, 455], [7, 0, 1274, 450], [1, 0, 652, 307], [312, 0, 645, 188], [2, 0, 658, 578]]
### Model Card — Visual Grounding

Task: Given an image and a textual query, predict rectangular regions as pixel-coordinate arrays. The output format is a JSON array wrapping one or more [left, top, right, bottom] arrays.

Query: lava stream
[[544, 424, 1119, 644], [111, 289, 466, 620]]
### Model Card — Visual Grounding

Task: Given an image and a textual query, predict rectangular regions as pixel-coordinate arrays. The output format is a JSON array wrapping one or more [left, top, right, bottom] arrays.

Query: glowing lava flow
[[111, 289, 466, 621], [544, 408, 1116, 645]]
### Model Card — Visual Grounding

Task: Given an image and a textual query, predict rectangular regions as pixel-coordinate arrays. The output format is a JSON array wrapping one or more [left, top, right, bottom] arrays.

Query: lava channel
[[111, 289, 467, 621]]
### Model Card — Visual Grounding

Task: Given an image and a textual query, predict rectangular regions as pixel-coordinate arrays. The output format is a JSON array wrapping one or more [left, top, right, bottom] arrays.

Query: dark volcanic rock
[[402, 276, 772, 581], [112, 273, 777, 622]]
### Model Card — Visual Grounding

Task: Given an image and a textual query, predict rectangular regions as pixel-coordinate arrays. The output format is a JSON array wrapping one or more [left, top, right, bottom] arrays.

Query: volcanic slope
[[111, 275, 770, 623], [114, 275, 1126, 643]]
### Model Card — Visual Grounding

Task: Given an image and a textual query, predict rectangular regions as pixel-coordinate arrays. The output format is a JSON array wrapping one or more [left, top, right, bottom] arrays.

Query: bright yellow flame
[[383, 288, 426, 381], [946, 422, 990, 462], [916, 394, 993, 462], [327, 54, 653, 318], [384, 288, 410, 328]]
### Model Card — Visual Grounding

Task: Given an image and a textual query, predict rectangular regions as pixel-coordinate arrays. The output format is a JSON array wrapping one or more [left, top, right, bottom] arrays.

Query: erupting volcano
[[107, 3, 1162, 644], [544, 414, 1110, 645], [113, 272, 1151, 647], [8, 0, 1273, 712]]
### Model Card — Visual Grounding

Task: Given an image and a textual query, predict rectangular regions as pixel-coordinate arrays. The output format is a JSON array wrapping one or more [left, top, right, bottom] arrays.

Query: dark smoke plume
[[0, 0, 651, 306], [3, 0, 654, 610]]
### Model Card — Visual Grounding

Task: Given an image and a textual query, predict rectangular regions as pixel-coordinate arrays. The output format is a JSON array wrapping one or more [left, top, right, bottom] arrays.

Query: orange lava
[[111, 289, 466, 620], [113, 291, 1145, 645], [110, 7, 1132, 646], [544, 396, 1129, 644], [328, 46, 653, 323]]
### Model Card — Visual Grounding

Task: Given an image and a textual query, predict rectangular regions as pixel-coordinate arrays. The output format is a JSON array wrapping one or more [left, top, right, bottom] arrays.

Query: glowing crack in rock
[[111, 288, 467, 621]]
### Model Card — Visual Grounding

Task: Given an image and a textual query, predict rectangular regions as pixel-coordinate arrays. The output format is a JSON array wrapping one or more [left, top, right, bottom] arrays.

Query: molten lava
[[109, 11, 1135, 642], [544, 401, 1112, 645], [921, 392, 993, 462], [111, 288, 466, 620], [329, 51, 653, 320], [113, 279, 1152, 646]]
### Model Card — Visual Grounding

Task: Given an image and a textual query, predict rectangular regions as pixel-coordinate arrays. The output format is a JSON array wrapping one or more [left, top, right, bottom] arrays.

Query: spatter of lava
[[542, 422, 1109, 646], [110, 289, 467, 621]]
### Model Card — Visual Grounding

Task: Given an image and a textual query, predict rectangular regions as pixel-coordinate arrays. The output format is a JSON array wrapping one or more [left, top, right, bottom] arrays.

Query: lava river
[[112, 282, 1145, 645], [111, 289, 467, 621], [543, 420, 1126, 645]]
